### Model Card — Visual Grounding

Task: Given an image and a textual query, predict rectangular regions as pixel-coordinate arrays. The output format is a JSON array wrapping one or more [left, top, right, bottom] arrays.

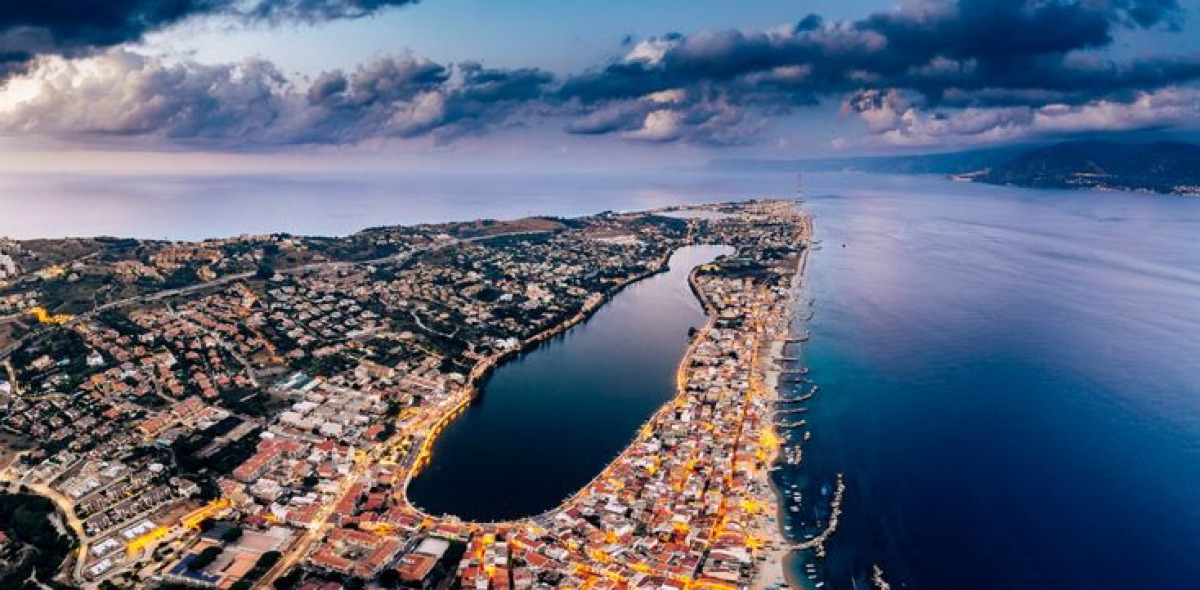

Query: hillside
[[978, 141, 1200, 194], [708, 146, 1022, 175], [710, 140, 1200, 195]]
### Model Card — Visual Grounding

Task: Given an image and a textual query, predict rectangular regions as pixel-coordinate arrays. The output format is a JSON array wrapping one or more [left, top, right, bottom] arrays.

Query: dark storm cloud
[[2, 0, 1197, 149], [560, 0, 1191, 108], [0, 0, 419, 76], [289, 59, 552, 143], [551, 0, 1200, 145]]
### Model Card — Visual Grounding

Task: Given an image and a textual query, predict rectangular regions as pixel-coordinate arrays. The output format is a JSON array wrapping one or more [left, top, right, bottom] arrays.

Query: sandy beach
[[751, 212, 811, 590]]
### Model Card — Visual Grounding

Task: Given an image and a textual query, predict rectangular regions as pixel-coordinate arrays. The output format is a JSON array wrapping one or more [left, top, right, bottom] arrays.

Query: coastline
[[398, 203, 816, 587], [752, 207, 812, 590], [8, 204, 813, 587]]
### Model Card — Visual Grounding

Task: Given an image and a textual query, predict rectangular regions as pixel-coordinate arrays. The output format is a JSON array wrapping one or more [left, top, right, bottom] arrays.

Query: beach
[[751, 210, 811, 590]]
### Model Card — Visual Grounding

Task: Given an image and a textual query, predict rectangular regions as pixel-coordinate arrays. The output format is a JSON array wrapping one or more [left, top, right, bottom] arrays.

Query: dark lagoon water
[[406, 245, 732, 521], [6, 170, 1199, 588]]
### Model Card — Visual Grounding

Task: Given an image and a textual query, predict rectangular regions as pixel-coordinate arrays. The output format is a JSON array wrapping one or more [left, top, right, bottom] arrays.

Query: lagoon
[[406, 244, 732, 522]]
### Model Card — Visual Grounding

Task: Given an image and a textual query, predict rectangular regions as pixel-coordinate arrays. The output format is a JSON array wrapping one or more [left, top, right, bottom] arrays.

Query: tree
[[378, 569, 401, 588], [221, 526, 244, 543], [274, 569, 302, 590], [255, 260, 276, 280], [188, 546, 223, 570], [256, 551, 282, 569]]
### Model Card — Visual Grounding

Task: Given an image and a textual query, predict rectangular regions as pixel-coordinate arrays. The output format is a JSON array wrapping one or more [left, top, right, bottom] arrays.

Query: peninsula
[[0, 201, 812, 590]]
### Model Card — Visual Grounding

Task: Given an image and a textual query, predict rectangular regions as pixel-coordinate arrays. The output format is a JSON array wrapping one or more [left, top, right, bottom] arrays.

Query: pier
[[774, 406, 809, 416]]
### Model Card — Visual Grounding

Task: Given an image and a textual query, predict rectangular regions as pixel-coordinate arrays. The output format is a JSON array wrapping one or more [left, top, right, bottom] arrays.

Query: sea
[[3, 170, 1198, 589]]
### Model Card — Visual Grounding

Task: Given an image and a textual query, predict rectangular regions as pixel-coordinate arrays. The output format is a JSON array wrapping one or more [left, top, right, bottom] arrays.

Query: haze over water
[[5, 171, 1199, 588]]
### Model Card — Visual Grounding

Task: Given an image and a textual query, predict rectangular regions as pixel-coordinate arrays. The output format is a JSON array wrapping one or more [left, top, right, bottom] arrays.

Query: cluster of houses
[[0, 204, 807, 589]]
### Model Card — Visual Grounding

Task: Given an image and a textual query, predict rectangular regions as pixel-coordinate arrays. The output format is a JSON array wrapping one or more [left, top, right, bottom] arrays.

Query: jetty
[[791, 473, 846, 558], [774, 406, 809, 416], [774, 395, 811, 407], [785, 331, 810, 343], [776, 419, 808, 429]]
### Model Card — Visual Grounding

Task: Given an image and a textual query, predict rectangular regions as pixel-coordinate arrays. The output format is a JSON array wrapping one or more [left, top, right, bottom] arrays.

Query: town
[[0, 201, 810, 590]]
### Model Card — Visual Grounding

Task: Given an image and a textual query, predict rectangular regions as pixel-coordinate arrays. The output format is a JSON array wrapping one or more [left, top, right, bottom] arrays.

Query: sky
[[1, 0, 1199, 172]]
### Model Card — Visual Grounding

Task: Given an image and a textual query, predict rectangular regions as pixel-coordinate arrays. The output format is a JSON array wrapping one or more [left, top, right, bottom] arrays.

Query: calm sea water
[[4, 171, 1198, 588], [0, 171, 774, 240], [790, 175, 1200, 589]]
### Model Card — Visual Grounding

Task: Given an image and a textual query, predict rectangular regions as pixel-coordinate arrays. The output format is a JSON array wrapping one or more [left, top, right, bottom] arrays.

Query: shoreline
[[752, 207, 813, 590], [396, 239, 718, 521], [257, 226, 704, 586], [162, 201, 808, 589], [396, 202, 815, 584]]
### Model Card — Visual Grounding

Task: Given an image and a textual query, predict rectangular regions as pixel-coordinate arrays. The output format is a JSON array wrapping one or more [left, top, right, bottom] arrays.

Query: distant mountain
[[708, 146, 1022, 175], [710, 140, 1200, 195], [977, 140, 1200, 194]]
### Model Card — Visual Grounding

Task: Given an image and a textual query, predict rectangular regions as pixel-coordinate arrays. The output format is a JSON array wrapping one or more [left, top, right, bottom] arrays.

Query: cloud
[[562, 0, 1191, 107], [841, 86, 1200, 149], [550, 0, 1198, 145], [0, 0, 420, 77], [0, 0, 1198, 150], [0, 50, 551, 147]]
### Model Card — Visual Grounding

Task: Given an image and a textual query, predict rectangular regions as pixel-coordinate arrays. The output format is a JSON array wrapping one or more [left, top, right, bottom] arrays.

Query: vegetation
[[0, 494, 77, 590], [273, 567, 303, 589], [220, 526, 244, 542], [187, 545, 224, 570]]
